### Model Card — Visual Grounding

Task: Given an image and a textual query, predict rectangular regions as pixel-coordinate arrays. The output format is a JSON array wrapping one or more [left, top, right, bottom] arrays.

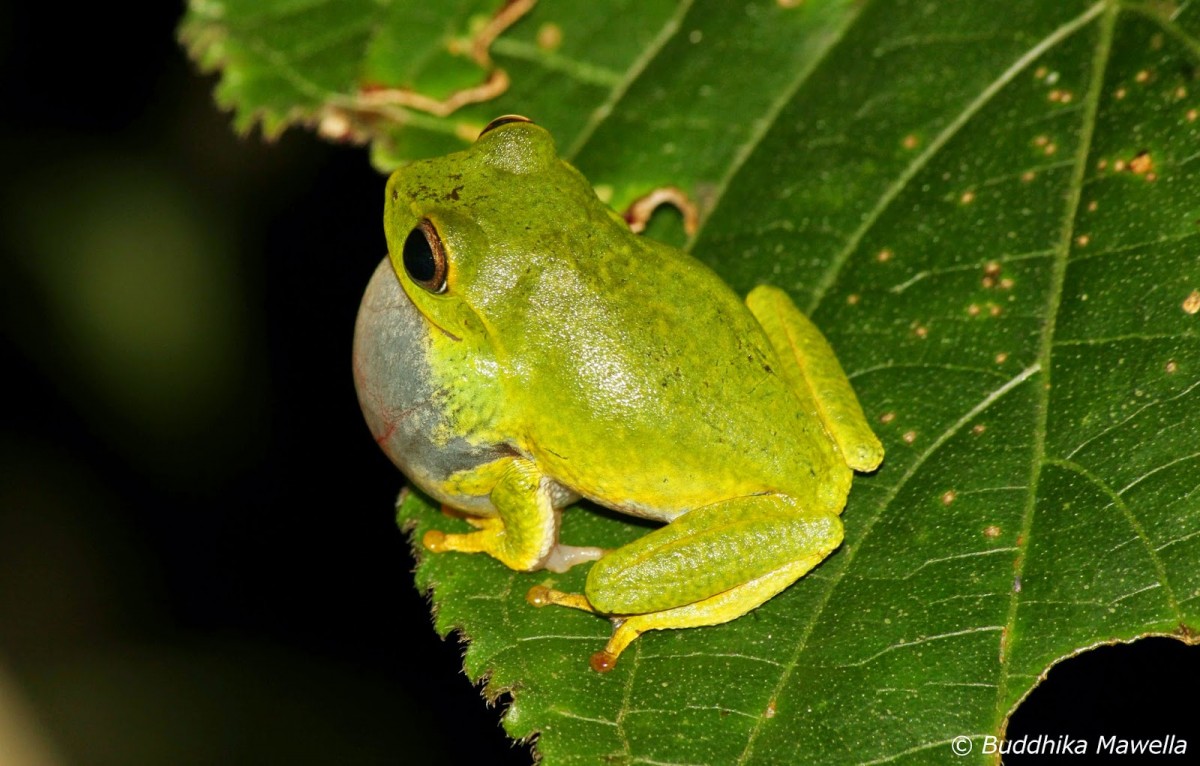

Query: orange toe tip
[[589, 650, 618, 673], [525, 585, 552, 607], [423, 529, 447, 551]]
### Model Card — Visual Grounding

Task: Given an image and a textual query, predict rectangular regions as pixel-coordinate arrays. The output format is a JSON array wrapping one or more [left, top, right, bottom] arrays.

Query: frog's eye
[[478, 114, 534, 139], [402, 220, 448, 293]]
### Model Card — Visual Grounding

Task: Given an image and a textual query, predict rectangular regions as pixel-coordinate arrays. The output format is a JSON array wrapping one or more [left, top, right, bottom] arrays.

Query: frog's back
[[503, 234, 850, 519]]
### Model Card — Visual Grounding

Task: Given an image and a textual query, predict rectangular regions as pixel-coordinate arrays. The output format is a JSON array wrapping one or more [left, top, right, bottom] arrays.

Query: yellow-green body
[[353, 117, 883, 671]]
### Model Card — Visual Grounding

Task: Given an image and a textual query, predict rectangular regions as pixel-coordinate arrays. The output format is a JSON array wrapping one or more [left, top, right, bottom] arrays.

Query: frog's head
[[382, 115, 612, 344]]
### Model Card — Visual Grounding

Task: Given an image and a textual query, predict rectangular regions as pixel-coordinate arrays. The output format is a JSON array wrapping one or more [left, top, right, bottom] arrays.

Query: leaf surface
[[188, 0, 1200, 763]]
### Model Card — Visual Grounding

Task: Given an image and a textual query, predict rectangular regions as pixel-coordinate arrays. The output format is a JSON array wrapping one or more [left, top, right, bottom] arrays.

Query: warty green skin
[[379, 123, 850, 523], [358, 119, 884, 661]]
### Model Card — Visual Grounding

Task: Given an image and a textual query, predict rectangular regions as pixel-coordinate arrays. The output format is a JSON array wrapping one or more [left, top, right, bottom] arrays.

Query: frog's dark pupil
[[403, 226, 437, 283]]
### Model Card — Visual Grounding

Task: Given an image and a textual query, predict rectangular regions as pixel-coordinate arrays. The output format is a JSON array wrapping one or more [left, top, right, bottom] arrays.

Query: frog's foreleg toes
[[422, 528, 475, 553], [422, 529, 446, 551], [422, 516, 504, 555]]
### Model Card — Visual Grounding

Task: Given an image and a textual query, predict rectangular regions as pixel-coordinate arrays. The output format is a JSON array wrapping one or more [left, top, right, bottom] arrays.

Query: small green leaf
[[190, 0, 1200, 763]]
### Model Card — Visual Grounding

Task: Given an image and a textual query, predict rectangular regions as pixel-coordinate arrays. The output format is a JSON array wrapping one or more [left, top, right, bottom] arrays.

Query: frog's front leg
[[527, 495, 842, 672], [423, 456, 603, 573], [746, 285, 884, 472]]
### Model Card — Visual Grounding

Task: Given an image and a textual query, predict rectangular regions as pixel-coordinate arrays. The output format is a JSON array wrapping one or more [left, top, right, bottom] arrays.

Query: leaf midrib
[[990, 0, 1117, 739], [707, 3, 1111, 762], [805, 0, 1108, 318]]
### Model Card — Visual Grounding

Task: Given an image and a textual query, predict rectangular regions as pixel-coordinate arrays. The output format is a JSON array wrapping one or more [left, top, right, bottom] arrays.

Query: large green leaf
[[186, 0, 1200, 763]]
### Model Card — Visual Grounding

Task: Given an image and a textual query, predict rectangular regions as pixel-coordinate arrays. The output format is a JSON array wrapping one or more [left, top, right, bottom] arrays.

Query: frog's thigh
[[583, 495, 842, 667], [746, 285, 883, 472], [586, 495, 842, 615], [596, 553, 822, 670], [424, 456, 557, 572]]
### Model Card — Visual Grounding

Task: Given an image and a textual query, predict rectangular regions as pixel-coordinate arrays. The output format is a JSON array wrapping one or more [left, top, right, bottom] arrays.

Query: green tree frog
[[354, 115, 883, 673]]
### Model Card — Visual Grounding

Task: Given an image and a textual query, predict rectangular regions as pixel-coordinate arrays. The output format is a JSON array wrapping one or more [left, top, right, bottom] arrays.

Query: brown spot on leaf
[[537, 23, 563, 51], [941, 490, 957, 505], [1129, 150, 1154, 175], [984, 525, 1001, 539], [1183, 289, 1200, 315]]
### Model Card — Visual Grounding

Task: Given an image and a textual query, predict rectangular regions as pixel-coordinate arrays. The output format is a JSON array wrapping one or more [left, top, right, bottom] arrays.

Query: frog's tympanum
[[354, 115, 883, 673]]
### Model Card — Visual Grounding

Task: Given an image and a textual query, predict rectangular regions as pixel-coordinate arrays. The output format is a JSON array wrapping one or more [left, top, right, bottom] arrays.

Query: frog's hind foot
[[525, 585, 620, 673], [746, 285, 883, 472], [526, 584, 595, 612]]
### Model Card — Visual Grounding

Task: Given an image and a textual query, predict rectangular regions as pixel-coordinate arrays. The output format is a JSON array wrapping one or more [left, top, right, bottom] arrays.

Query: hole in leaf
[[1004, 637, 1200, 763]]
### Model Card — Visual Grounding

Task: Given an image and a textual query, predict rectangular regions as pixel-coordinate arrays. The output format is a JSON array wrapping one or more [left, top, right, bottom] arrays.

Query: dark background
[[0, 4, 1195, 765]]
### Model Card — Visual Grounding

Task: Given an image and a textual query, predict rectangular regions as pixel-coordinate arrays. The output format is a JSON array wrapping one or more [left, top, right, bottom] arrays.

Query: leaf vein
[[807, 1, 1108, 314], [1117, 450, 1200, 495], [735, 363, 1039, 764], [992, 0, 1115, 731], [685, 2, 866, 250], [565, 0, 696, 159], [854, 737, 965, 765], [1064, 376, 1200, 458], [837, 625, 1004, 669], [1046, 457, 1184, 619]]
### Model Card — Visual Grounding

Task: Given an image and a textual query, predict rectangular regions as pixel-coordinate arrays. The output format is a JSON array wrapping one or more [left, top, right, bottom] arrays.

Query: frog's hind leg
[[609, 556, 825, 672], [527, 495, 843, 672], [746, 285, 883, 472]]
